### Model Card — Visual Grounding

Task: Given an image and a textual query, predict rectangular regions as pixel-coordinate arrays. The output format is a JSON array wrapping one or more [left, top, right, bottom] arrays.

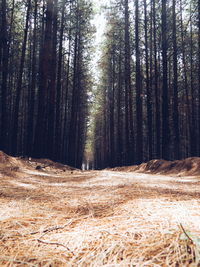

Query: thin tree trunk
[[144, 0, 152, 160], [27, 0, 38, 154], [7, 0, 15, 153], [68, 22, 79, 166], [153, 0, 161, 158], [180, 0, 192, 157], [189, 9, 196, 156], [117, 43, 123, 165], [0, 0, 9, 151], [172, 0, 180, 159], [198, 0, 200, 154], [124, 0, 134, 165], [135, 0, 143, 164], [62, 35, 72, 161], [109, 52, 115, 167], [161, 0, 170, 159], [55, 0, 65, 160], [47, 0, 58, 158], [12, 0, 31, 154]]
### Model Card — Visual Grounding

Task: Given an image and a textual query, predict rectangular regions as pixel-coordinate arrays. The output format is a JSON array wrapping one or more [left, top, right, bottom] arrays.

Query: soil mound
[[143, 157, 200, 176], [0, 151, 23, 168], [112, 157, 200, 176], [0, 151, 10, 163], [0, 151, 77, 173], [25, 157, 77, 172]]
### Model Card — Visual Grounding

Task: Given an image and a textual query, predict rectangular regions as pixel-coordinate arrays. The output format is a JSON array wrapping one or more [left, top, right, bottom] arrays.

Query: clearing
[[0, 152, 200, 266]]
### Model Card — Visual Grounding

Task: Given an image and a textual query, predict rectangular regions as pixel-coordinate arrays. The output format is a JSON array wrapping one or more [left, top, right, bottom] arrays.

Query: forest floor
[[1, 152, 200, 266]]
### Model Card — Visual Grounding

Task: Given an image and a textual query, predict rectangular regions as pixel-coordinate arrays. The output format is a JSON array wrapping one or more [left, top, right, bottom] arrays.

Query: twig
[[180, 223, 193, 243], [29, 216, 89, 236], [37, 239, 75, 255], [29, 221, 73, 235]]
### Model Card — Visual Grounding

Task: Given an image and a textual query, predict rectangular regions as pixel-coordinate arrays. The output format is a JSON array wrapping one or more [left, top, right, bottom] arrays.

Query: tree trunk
[[33, 0, 53, 157], [68, 21, 79, 166], [47, 0, 58, 158], [124, 0, 134, 165], [172, 0, 180, 159], [12, 0, 31, 154], [27, 0, 38, 155], [135, 0, 143, 164], [153, 0, 161, 158], [161, 0, 170, 159], [144, 0, 152, 160], [55, 0, 65, 160], [0, 0, 9, 151], [189, 9, 196, 156], [198, 0, 200, 154], [180, 0, 192, 157], [117, 43, 123, 165]]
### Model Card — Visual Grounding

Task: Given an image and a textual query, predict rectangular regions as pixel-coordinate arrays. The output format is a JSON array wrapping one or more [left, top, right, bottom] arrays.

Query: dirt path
[[0, 168, 200, 266]]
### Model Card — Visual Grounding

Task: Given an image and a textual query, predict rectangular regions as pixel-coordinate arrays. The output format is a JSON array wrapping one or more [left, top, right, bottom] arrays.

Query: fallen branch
[[37, 239, 75, 255]]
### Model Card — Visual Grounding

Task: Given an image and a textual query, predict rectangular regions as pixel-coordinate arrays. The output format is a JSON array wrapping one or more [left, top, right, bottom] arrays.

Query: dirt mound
[[112, 157, 200, 176], [144, 157, 200, 175], [0, 151, 77, 173], [0, 151, 23, 168], [25, 157, 77, 172], [0, 151, 10, 163], [0, 151, 18, 165]]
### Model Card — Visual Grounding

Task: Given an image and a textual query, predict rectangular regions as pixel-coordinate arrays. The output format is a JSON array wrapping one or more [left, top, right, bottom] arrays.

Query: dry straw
[[0, 152, 200, 266]]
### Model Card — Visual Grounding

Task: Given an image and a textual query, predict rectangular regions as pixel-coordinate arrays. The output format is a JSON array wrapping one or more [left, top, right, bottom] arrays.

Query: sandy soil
[[1, 154, 200, 266]]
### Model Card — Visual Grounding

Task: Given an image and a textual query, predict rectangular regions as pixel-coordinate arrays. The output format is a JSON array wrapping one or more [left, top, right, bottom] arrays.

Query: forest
[[0, 0, 94, 169], [93, 0, 200, 169], [0, 0, 200, 169]]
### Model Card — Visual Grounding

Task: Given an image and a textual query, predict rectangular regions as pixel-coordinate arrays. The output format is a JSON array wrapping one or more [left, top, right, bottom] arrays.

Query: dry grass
[[0, 152, 200, 266]]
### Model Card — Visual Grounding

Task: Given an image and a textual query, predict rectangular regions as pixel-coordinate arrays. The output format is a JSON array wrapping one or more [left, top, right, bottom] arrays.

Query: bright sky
[[90, 0, 110, 78], [92, 0, 109, 44]]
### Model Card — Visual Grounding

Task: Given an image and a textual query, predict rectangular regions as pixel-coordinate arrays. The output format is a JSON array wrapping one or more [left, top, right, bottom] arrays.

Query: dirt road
[[1, 167, 200, 266]]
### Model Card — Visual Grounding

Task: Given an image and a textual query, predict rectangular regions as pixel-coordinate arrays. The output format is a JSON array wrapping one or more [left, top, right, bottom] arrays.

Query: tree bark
[[12, 0, 31, 154], [124, 0, 134, 165], [0, 0, 9, 151], [144, 0, 152, 160], [161, 0, 170, 159], [135, 0, 143, 164], [172, 0, 180, 159], [33, 0, 53, 157], [26, 0, 38, 155]]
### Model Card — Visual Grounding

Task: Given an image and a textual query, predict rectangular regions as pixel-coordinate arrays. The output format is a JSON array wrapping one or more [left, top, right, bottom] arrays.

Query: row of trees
[[0, 0, 94, 168], [93, 0, 200, 169]]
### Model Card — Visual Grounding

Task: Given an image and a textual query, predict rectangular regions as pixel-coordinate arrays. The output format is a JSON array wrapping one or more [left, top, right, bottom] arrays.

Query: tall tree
[[12, 0, 31, 154], [198, 0, 200, 154], [26, 0, 38, 155], [33, 0, 54, 157], [55, 0, 66, 160], [172, 0, 180, 159], [135, 0, 143, 164], [161, 0, 170, 159], [0, 0, 9, 151], [124, 0, 134, 165], [144, 0, 152, 160], [153, 0, 161, 158]]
